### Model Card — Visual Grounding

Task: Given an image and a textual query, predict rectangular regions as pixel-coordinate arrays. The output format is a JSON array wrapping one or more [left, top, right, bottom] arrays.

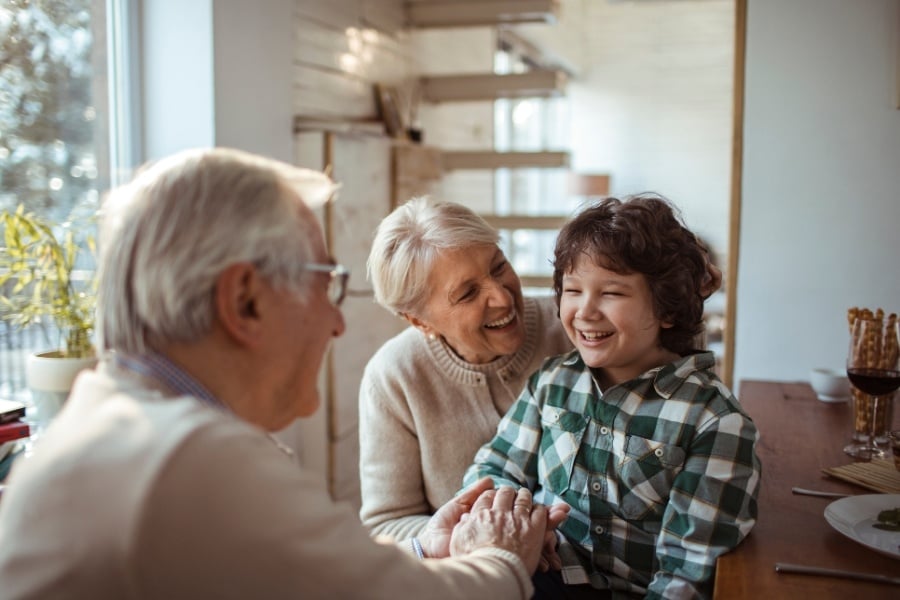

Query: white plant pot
[[25, 350, 98, 427]]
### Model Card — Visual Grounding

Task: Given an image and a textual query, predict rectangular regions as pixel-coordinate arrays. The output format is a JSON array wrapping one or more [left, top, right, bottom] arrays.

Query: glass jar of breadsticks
[[843, 307, 900, 459]]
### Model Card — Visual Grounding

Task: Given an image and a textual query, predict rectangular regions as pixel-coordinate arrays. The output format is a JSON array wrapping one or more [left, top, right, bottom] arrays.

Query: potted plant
[[0, 205, 98, 425]]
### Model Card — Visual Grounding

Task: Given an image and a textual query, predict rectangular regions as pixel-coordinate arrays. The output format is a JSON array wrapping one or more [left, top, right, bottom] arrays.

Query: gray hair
[[367, 197, 499, 315], [97, 147, 338, 354]]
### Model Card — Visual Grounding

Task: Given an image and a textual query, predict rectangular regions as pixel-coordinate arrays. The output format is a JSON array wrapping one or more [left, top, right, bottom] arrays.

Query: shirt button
[[591, 482, 602, 492], [600, 426, 610, 435], [654, 448, 664, 458], [594, 525, 604, 535]]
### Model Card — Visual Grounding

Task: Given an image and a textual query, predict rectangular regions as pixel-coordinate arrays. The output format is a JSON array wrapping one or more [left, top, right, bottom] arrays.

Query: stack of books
[[1, 399, 30, 482]]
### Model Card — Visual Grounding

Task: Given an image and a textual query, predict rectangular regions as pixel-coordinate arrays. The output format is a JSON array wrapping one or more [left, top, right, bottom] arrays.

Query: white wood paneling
[[294, 0, 412, 123], [293, 64, 377, 119], [327, 133, 405, 508]]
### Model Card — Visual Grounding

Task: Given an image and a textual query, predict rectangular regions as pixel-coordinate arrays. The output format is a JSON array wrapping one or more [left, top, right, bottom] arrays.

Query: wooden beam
[[723, 0, 747, 389], [442, 150, 569, 170], [479, 215, 567, 230], [421, 71, 566, 102], [518, 275, 554, 289], [406, 0, 559, 28]]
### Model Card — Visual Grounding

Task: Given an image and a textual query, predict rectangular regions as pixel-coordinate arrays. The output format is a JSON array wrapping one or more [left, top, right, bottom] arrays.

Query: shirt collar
[[651, 351, 716, 398], [113, 351, 223, 409], [560, 349, 716, 398]]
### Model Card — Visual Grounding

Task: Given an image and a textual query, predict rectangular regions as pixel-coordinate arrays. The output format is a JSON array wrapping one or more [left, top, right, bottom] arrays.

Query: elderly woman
[[359, 197, 573, 539]]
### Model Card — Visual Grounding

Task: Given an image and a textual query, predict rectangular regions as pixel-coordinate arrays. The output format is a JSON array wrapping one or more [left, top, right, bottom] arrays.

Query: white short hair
[[97, 147, 337, 354], [367, 197, 499, 315]]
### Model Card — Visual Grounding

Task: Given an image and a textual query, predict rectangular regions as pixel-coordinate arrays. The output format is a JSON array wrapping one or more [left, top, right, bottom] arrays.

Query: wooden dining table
[[713, 379, 900, 599]]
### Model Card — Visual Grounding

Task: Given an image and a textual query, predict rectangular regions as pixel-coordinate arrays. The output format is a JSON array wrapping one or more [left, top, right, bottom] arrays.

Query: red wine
[[847, 368, 900, 396]]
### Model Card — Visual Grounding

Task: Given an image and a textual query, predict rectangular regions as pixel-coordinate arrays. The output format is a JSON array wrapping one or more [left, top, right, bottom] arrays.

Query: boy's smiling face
[[559, 254, 679, 387]]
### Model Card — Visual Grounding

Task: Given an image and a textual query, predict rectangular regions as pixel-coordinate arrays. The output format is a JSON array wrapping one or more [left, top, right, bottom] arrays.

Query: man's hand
[[448, 486, 548, 574], [418, 477, 495, 558]]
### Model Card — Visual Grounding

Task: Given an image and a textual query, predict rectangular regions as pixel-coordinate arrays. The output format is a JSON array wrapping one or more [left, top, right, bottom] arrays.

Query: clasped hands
[[419, 477, 570, 574]]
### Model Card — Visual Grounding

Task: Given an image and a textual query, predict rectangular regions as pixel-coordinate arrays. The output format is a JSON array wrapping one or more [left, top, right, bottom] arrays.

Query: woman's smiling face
[[406, 244, 525, 364]]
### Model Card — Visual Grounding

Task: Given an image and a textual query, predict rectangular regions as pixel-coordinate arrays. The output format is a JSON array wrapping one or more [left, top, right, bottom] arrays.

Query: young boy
[[462, 194, 761, 600]]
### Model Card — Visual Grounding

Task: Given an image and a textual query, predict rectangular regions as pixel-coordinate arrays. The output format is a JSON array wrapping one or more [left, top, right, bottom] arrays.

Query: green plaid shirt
[[463, 350, 761, 600]]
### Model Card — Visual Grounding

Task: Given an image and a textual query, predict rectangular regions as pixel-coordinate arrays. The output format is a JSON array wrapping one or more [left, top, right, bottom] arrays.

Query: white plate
[[824, 494, 900, 560]]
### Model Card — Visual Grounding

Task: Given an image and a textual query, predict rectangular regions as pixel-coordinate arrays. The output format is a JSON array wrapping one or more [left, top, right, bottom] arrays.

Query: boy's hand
[[538, 503, 570, 571]]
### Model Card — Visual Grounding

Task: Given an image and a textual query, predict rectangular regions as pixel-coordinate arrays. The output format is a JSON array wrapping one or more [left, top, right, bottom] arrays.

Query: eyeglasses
[[303, 263, 350, 306]]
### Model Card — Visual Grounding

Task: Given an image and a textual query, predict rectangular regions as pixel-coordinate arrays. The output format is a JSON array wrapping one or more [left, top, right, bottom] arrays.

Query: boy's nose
[[575, 296, 601, 320]]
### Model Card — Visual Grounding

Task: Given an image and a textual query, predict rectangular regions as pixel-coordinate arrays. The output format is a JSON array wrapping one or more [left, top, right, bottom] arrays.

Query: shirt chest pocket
[[538, 406, 586, 495], [617, 435, 686, 520]]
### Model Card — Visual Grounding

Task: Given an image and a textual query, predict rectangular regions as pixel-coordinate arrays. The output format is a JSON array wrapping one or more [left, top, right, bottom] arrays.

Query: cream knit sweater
[[0, 363, 535, 599], [359, 296, 572, 539]]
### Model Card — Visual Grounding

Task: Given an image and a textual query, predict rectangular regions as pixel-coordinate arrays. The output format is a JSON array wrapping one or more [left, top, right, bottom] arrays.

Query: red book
[[0, 420, 30, 443]]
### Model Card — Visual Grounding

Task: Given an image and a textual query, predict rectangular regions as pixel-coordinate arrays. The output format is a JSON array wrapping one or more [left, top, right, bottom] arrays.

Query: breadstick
[[882, 313, 898, 370]]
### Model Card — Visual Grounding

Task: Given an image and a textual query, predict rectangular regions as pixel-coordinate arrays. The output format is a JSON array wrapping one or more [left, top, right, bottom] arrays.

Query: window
[[493, 40, 573, 294], [0, 0, 135, 394]]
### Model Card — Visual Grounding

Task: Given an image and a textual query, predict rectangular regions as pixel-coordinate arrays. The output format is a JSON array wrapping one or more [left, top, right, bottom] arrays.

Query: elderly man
[[0, 148, 564, 599]]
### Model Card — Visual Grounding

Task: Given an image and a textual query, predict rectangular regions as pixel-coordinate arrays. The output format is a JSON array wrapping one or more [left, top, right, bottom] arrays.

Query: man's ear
[[215, 262, 264, 347]]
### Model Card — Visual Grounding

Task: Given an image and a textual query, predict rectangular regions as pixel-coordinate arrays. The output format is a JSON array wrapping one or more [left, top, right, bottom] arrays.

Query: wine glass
[[844, 315, 900, 459]]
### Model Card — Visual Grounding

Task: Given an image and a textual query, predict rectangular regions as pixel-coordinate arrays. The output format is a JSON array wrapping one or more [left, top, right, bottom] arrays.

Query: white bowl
[[809, 368, 851, 402]]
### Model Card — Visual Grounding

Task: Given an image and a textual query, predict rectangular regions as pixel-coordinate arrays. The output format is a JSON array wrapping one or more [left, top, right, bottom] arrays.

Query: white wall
[[570, 1, 734, 257], [141, 0, 294, 162], [735, 0, 900, 387], [515, 0, 735, 258]]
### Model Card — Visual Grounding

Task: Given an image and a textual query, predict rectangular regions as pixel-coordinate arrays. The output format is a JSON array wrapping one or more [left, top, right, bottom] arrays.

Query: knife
[[775, 562, 900, 586], [791, 487, 851, 499]]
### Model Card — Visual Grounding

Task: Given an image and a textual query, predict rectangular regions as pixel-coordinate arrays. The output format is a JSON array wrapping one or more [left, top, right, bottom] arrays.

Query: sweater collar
[[426, 297, 543, 386]]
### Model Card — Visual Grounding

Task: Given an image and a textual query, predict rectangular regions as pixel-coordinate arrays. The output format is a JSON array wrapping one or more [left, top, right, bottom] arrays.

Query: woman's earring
[[427, 333, 437, 341]]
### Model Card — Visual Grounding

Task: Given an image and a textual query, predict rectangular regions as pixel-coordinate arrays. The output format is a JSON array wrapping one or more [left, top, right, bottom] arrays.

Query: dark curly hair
[[552, 193, 708, 356]]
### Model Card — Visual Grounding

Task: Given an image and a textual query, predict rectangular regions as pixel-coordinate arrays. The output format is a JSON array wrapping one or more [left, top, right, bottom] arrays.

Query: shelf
[[293, 117, 386, 136], [405, 0, 559, 28], [421, 71, 567, 102], [479, 214, 568, 230], [518, 275, 554, 289], [442, 150, 569, 170]]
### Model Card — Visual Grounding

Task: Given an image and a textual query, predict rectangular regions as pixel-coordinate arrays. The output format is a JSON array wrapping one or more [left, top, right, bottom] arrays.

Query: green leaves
[[873, 507, 900, 532], [0, 206, 96, 358]]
